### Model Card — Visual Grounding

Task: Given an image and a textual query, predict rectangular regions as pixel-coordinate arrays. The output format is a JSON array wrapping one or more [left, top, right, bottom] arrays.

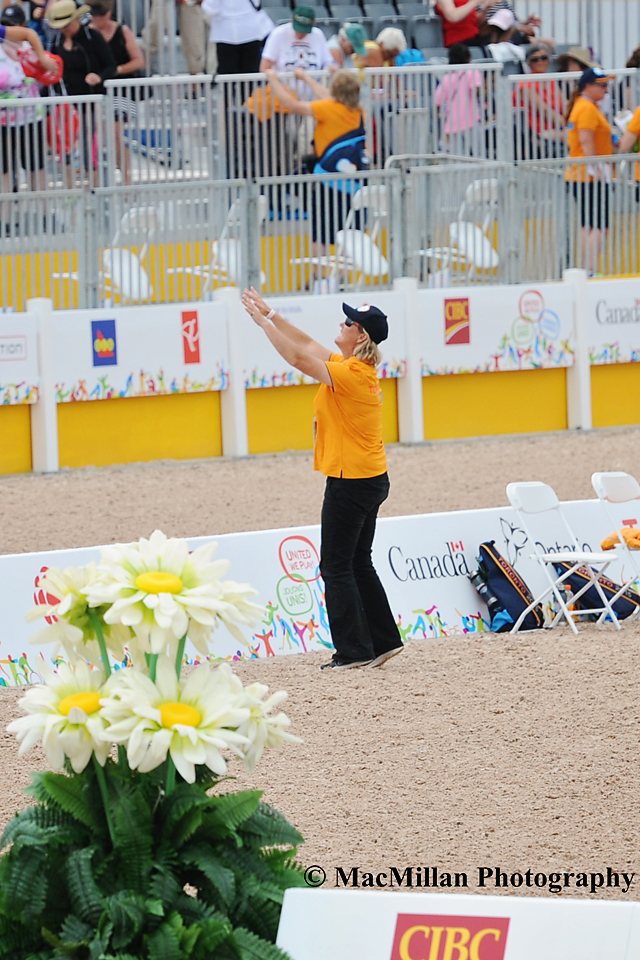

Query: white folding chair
[[591, 471, 640, 608], [168, 196, 267, 292], [289, 185, 389, 289], [420, 178, 500, 277], [506, 481, 622, 634]]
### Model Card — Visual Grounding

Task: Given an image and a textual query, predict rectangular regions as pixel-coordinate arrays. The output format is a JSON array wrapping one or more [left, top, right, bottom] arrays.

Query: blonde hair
[[329, 70, 362, 110], [353, 328, 382, 366]]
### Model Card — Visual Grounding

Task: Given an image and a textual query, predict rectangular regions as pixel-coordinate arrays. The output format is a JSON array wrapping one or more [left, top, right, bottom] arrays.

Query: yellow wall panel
[[0, 405, 32, 474], [423, 368, 567, 440], [58, 392, 222, 469], [592, 363, 640, 428], [247, 378, 399, 455], [247, 384, 317, 454]]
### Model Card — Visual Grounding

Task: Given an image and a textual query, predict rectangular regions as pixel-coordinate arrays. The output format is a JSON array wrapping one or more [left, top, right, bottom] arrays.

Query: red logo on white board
[[182, 311, 200, 364]]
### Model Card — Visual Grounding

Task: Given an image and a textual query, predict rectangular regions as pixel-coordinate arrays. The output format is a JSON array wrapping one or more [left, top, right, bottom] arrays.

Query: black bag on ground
[[478, 541, 544, 631], [552, 561, 640, 620]]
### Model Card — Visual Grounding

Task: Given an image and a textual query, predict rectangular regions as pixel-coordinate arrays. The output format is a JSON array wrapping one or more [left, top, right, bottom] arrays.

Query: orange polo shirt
[[626, 105, 640, 180], [313, 353, 386, 479], [566, 95, 613, 181]]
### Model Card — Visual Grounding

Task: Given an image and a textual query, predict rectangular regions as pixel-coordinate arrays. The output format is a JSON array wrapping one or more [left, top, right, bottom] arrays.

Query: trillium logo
[[91, 319, 117, 367]]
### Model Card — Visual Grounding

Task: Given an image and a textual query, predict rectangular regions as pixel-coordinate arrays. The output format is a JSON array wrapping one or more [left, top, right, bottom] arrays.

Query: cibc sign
[[390, 915, 509, 960]]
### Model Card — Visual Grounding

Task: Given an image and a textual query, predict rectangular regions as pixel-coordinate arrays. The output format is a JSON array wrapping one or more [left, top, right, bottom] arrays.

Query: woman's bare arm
[[243, 288, 332, 361], [265, 70, 314, 114], [242, 291, 333, 384]]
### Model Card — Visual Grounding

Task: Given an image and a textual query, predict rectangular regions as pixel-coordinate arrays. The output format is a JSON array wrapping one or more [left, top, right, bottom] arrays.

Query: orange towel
[[601, 527, 640, 550]]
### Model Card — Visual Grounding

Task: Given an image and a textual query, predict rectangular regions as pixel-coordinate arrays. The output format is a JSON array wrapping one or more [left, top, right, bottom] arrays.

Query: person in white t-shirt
[[202, 0, 274, 74], [260, 5, 335, 97]]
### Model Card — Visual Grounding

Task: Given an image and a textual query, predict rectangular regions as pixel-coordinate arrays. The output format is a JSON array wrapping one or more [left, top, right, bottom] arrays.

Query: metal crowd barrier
[[0, 95, 106, 193], [506, 67, 640, 162], [212, 63, 505, 180], [104, 74, 215, 185]]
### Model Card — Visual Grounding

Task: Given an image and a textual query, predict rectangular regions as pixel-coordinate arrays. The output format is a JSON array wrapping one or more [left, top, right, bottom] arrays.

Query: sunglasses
[[529, 55, 549, 63], [344, 317, 361, 328]]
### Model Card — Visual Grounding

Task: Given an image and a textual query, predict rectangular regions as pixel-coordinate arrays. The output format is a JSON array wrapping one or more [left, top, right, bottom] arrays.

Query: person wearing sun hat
[[565, 66, 615, 274], [46, 0, 116, 96], [260, 4, 335, 82], [241, 289, 404, 673], [557, 45, 596, 74], [327, 22, 366, 69]]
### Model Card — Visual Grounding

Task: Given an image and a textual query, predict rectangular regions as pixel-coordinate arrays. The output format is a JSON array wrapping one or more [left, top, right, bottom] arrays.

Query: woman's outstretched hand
[[242, 287, 271, 326]]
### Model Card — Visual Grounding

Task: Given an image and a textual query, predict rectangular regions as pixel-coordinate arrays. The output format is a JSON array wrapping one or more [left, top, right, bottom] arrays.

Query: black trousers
[[320, 473, 402, 663], [216, 40, 263, 75]]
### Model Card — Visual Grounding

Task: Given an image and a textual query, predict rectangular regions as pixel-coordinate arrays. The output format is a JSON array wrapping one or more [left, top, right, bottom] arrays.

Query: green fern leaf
[[65, 847, 103, 925], [146, 920, 182, 960], [38, 773, 98, 832], [148, 867, 180, 912], [59, 914, 93, 946], [181, 847, 236, 905], [206, 791, 262, 835], [233, 927, 293, 960], [239, 805, 303, 849]]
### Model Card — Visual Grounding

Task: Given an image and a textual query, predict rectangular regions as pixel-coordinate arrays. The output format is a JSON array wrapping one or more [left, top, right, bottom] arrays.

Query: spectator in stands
[[87, 0, 143, 78], [264, 66, 366, 287], [145, 0, 207, 77], [557, 46, 594, 74], [354, 26, 407, 68], [434, 42, 483, 156], [87, 0, 143, 184], [327, 23, 365, 70], [46, 0, 116, 95], [477, 1, 553, 48], [435, 0, 494, 49], [0, 2, 57, 60], [202, 0, 274, 75], [260, 6, 335, 79], [565, 67, 615, 275], [0, 4, 50, 193], [484, 8, 524, 63], [514, 43, 563, 159], [627, 47, 640, 69]]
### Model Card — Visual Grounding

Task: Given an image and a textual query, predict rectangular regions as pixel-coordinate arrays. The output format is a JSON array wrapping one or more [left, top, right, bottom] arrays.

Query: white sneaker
[[366, 646, 404, 669]]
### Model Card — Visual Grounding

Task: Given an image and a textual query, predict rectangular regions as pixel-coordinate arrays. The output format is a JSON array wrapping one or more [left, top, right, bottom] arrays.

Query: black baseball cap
[[578, 67, 614, 90], [1, 4, 27, 25], [342, 302, 388, 344]]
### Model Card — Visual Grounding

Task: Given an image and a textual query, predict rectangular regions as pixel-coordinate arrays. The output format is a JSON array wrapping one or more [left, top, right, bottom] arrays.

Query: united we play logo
[[182, 310, 200, 364], [445, 298, 470, 345], [390, 914, 509, 960], [91, 319, 117, 366]]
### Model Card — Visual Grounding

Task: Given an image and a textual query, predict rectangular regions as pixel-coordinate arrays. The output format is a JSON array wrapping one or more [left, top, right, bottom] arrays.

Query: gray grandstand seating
[[267, 6, 294, 21], [365, 7, 408, 35], [263, 0, 292, 7], [313, 5, 332, 17], [330, 0, 365, 5], [315, 16, 341, 37], [502, 59, 523, 75], [398, 1, 431, 17], [420, 46, 448, 63], [411, 14, 443, 49]]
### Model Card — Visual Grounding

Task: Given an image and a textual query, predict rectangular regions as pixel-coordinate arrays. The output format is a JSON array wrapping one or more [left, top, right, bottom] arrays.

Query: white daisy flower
[[99, 657, 251, 783], [26, 564, 128, 666], [85, 530, 264, 657], [236, 683, 302, 773], [6, 659, 111, 773]]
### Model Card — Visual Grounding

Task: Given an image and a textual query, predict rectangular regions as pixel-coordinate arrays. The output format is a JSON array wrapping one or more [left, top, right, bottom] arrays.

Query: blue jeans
[[320, 473, 401, 663]]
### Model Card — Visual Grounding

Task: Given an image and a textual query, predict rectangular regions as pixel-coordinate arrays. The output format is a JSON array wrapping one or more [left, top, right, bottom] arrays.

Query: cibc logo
[[445, 298, 470, 345], [390, 914, 510, 960]]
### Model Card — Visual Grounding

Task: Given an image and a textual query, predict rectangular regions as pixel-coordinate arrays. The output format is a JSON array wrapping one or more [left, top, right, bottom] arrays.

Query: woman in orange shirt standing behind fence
[[241, 287, 404, 672], [565, 67, 615, 275]]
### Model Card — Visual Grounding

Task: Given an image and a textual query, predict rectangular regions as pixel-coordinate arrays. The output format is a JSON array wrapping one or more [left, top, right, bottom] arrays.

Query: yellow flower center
[[59, 692, 102, 717], [135, 571, 183, 595], [160, 702, 201, 729]]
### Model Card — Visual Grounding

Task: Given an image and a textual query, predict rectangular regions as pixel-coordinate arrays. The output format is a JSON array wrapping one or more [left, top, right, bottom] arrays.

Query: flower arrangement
[[2, 531, 305, 960]]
